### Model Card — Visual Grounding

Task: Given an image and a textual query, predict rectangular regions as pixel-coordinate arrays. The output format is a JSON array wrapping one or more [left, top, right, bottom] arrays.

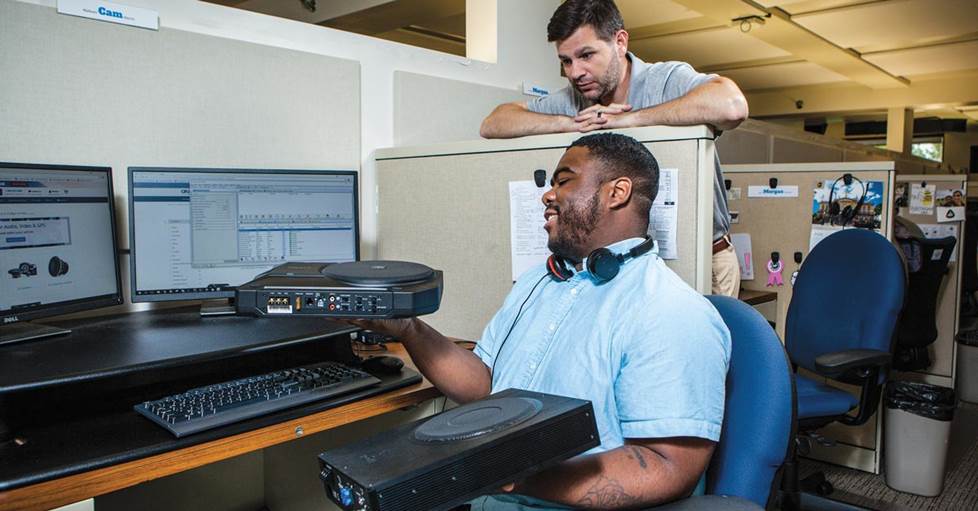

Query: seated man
[[353, 133, 730, 509]]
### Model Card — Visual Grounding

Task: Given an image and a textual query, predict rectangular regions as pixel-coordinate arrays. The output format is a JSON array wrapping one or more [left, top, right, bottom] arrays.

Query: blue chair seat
[[795, 375, 858, 420]]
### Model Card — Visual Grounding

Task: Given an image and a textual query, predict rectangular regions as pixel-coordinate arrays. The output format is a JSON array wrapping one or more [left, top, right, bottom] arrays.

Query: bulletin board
[[723, 164, 896, 341]]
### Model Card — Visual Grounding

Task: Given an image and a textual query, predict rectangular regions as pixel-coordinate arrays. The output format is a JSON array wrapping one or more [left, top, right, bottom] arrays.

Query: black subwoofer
[[318, 388, 599, 511]]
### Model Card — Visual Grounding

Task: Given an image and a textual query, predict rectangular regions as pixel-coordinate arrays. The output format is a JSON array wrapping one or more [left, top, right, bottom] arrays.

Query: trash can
[[956, 330, 978, 403], [884, 381, 956, 496]]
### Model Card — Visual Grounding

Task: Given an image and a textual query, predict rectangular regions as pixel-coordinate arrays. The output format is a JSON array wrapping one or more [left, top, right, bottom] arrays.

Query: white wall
[[13, 0, 565, 256]]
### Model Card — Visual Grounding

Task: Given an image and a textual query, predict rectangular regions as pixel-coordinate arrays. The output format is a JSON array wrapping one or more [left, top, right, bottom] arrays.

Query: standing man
[[480, 0, 747, 297]]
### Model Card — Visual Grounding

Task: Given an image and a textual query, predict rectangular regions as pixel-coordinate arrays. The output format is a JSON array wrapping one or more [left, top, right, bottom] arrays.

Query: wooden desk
[[0, 344, 440, 511], [738, 289, 778, 306]]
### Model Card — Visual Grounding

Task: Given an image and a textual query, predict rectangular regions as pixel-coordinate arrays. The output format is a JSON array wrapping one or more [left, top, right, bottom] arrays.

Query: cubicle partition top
[[374, 126, 718, 340]]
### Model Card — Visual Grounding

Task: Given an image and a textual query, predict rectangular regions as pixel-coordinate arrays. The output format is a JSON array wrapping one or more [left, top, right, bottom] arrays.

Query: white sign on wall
[[58, 0, 159, 30], [748, 185, 799, 198]]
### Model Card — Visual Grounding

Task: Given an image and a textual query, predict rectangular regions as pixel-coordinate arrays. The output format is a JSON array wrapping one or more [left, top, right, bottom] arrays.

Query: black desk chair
[[961, 200, 978, 316], [893, 233, 956, 371]]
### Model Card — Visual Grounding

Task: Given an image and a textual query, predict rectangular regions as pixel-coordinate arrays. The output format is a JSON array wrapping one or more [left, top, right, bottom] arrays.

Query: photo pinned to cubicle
[[809, 179, 884, 251], [936, 188, 965, 223]]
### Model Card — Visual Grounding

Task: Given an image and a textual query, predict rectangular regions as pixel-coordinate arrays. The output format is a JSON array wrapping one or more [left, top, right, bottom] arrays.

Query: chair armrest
[[814, 349, 891, 380], [814, 349, 892, 427]]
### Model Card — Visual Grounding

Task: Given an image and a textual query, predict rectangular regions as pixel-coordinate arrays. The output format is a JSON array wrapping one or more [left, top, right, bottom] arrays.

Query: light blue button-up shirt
[[475, 237, 731, 454]]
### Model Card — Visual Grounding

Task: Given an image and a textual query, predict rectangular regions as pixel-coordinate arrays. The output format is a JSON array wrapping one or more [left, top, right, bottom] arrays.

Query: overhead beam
[[627, 17, 726, 40], [320, 0, 464, 36], [671, 0, 908, 89], [699, 55, 804, 73], [209, 0, 395, 25], [746, 70, 978, 116]]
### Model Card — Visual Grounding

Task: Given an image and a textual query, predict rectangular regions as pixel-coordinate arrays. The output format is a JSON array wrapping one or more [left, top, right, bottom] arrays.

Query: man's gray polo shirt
[[528, 53, 732, 242]]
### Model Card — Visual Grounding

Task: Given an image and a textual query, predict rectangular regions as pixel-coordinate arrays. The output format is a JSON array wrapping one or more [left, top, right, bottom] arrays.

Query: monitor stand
[[0, 321, 71, 347], [200, 298, 237, 317]]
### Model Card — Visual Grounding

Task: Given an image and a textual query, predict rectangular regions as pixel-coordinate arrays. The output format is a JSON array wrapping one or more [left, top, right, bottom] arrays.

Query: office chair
[[960, 200, 978, 316], [780, 229, 906, 507], [893, 234, 956, 371], [657, 295, 794, 511]]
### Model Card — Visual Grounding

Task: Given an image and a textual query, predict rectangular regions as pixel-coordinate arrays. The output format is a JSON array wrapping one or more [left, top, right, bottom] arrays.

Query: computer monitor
[[0, 163, 123, 345], [128, 167, 359, 314]]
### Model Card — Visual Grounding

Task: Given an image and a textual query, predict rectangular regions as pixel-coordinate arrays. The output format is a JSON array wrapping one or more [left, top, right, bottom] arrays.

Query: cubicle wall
[[724, 162, 898, 473], [724, 163, 897, 339], [375, 126, 717, 340], [0, 1, 361, 312], [393, 71, 525, 147], [892, 175, 967, 387]]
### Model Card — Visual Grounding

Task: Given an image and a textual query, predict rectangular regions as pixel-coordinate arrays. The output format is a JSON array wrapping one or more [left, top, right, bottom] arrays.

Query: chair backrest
[[892, 235, 955, 371], [785, 229, 906, 379], [896, 236, 955, 346], [705, 295, 794, 508], [962, 200, 978, 293]]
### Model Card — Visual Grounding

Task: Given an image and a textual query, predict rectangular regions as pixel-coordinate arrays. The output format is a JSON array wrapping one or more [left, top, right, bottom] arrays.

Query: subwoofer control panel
[[263, 291, 392, 316]]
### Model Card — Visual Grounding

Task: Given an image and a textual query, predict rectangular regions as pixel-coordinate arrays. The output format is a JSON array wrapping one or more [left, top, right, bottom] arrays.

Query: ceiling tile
[[630, 27, 791, 68], [865, 40, 978, 77], [721, 61, 849, 90], [617, 0, 702, 27], [793, 0, 978, 50]]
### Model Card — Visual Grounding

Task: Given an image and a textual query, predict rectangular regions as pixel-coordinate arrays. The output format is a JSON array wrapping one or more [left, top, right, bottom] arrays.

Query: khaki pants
[[712, 244, 741, 298]]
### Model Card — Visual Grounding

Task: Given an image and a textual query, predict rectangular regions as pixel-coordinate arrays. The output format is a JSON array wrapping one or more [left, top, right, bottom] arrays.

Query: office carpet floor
[[798, 402, 978, 511]]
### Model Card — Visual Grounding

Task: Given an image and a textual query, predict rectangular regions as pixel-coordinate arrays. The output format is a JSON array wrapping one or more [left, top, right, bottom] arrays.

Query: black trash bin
[[884, 381, 956, 496], [956, 330, 978, 403]]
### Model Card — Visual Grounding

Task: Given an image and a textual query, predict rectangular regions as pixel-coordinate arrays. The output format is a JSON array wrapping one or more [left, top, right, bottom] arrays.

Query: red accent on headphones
[[546, 237, 655, 283], [547, 254, 575, 281]]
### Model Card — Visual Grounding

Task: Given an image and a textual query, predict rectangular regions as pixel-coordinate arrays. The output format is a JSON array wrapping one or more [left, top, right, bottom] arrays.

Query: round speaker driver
[[321, 260, 434, 286], [414, 397, 543, 443]]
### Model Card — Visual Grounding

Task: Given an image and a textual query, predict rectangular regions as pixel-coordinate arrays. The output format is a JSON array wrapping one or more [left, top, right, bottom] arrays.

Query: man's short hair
[[569, 133, 659, 212], [547, 0, 625, 42]]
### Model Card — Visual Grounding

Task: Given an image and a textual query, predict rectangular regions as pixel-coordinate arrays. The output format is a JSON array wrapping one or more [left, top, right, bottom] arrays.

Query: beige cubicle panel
[[723, 163, 897, 339], [892, 175, 967, 387], [724, 162, 899, 474], [375, 126, 717, 340]]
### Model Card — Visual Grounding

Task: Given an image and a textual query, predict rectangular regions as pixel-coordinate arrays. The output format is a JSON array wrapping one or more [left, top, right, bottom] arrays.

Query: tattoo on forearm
[[629, 446, 648, 469], [576, 476, 640, 508]]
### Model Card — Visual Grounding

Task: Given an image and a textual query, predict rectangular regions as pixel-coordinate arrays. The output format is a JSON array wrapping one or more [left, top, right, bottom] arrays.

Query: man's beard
[[574, 54, 623, 103], [548, 191, 602, 263]]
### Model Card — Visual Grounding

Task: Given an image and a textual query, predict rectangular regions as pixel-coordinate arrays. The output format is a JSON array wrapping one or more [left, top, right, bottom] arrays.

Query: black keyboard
[[135, 362, 381, 437]]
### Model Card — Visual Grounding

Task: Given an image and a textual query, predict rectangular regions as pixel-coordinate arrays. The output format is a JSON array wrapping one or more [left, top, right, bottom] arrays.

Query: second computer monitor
[[129, 168, 359, 302]]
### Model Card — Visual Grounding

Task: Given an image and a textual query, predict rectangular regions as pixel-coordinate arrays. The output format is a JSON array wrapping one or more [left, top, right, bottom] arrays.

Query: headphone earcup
[[829, 201, 840, 215], [586, 248, 621, 282], [547, 255, 573, 281]]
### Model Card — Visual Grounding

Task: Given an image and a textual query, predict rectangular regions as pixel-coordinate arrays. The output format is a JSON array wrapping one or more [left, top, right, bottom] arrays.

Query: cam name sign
[[58, 0, 159, 30]]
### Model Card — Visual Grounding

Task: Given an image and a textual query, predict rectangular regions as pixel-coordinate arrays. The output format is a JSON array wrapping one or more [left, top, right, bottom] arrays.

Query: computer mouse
[[361, 355, 404, 375]]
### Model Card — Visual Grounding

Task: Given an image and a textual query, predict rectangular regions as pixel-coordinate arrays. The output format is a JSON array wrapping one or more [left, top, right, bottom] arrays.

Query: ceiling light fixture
[[733, 15, 766, 33]]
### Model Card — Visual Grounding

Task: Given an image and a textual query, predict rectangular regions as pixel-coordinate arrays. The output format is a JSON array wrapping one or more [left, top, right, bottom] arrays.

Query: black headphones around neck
[[546, 236, 656, 283], [825, 173, 867, 227], [491, 235, 657, 387]]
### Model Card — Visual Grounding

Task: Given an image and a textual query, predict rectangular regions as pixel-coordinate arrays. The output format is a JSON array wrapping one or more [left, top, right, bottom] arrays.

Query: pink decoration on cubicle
[[766, 260, 784, 287]]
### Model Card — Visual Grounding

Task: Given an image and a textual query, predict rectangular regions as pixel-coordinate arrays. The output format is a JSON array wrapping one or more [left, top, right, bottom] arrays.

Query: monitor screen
[[0, 163, 123, 322], [128, 168, 359, 302]]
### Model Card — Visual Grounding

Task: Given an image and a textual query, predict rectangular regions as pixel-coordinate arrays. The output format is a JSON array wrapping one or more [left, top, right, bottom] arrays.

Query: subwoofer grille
[[376, 408, 597, 511]]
